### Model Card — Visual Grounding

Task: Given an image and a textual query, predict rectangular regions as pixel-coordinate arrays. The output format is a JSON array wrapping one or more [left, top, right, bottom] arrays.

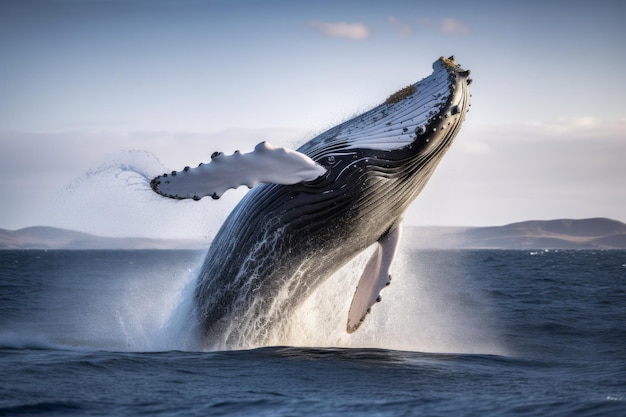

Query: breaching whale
[[151, 56, 471, 347]]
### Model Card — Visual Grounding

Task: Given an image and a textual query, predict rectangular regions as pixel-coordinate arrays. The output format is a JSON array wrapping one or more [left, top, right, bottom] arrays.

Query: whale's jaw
[[298, 55, 471, 160]]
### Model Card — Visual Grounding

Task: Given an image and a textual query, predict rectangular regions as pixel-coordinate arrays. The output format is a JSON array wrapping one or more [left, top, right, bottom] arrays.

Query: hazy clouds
[[1, 119, 624, 237], [308, 21, 372, 40], [407, 119, 626, 227]]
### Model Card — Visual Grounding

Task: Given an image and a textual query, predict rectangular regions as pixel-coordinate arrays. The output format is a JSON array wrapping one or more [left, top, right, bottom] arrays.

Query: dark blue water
[[1, 249, 625, 416]]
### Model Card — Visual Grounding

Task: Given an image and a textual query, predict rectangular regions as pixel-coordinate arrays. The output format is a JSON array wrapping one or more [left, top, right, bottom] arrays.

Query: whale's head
[[300, 56, 472, 163]]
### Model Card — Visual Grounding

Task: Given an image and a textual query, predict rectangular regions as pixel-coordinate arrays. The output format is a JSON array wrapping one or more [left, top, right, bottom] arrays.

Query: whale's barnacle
[[385, 84, 416, 104]]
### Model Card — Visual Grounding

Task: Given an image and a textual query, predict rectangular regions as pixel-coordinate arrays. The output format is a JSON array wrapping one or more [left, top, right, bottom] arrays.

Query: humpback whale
[[151, 56, 471, 347]]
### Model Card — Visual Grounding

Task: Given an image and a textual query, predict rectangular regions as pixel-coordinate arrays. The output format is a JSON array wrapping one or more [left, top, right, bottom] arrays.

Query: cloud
[[521, 117, 626, 140], [418, 17, 471, 35], [308, 21, 371, 40], [439, 17, 471, 34], [3, 118, 624, 234], [469, 117, 626, 142], [387, 16, 413, 38], [456, 139, 491, 155]]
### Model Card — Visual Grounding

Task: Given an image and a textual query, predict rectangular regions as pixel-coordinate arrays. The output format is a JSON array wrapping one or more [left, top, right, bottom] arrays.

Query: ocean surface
[[1, 249, 625, 416]]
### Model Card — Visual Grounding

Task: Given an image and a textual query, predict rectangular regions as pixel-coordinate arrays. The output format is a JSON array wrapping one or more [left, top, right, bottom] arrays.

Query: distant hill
[[1, 218, 626, 250], [0, 226, 207, 250], [405, 218, 626, 249]]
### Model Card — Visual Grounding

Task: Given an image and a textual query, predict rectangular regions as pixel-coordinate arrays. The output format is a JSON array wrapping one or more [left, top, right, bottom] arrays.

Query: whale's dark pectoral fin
[[150, 141, 327, 200], [347, 226, 402, 334]]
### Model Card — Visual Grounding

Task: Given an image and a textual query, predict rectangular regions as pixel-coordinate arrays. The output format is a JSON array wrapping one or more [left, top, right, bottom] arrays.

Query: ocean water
[[1, 249, 625, 416]]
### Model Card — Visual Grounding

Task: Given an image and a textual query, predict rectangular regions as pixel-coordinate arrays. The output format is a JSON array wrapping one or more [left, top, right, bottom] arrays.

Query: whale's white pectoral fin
[[347, 225, 402, 334], [150, 141, 327, 200]]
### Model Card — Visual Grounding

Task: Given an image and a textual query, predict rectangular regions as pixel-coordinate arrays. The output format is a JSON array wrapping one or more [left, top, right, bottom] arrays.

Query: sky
[[1, 0, 625, 239]]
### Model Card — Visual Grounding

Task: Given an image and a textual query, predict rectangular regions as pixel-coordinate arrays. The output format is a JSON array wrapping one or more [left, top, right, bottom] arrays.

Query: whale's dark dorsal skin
[[152, 56, 472, 347]]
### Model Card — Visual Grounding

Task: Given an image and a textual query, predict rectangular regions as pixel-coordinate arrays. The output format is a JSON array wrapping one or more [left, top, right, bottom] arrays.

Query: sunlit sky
[[1, 0, 625, 238]]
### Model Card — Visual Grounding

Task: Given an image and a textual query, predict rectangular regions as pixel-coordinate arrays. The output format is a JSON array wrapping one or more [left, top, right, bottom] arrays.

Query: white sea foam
[[213, 245, 509, 356], [295, 251, 504, 355]]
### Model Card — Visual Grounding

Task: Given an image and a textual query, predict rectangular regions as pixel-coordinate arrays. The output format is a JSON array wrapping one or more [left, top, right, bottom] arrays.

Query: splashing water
[[1, 247, 507, 355], [66, 149, 163, 191], [50, 149, 243, 240], [23, 150, 507, 355], [210, 246, 508, 355]]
